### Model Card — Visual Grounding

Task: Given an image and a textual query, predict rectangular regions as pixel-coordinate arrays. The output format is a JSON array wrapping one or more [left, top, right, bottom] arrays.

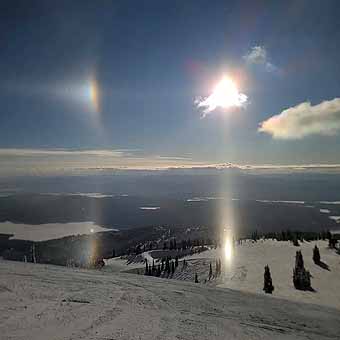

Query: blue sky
[[1, 0, 340, 174]]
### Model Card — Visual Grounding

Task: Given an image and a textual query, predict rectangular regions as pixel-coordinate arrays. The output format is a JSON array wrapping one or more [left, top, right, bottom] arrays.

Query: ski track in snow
[[1, 260, 340, 339]]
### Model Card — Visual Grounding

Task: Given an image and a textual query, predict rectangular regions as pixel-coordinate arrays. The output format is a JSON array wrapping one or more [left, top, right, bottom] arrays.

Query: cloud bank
[[1, 148, 340, 176], [259, 98, 340, 139], [243, 46, 277, 73], [0, 148, 128, 157]]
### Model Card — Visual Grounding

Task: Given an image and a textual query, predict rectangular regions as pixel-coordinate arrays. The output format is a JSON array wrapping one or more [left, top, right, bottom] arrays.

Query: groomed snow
[[1, 260, 340, 340]]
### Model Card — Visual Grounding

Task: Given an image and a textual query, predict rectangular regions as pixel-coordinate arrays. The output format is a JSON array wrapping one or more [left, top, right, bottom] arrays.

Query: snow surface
[[0, 221, 112, 241], [106, 240, 340, 310], [1, 260, 340, 340], [215, 240, 340, 310]]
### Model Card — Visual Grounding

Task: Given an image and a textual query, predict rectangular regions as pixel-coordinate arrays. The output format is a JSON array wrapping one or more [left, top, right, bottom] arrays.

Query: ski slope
[[1, 260, 340, 340], [105, 240, 340, 310]]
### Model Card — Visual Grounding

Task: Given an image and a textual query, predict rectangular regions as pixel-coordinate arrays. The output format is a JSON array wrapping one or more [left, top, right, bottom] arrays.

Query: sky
[[1, 0, 340, 175]]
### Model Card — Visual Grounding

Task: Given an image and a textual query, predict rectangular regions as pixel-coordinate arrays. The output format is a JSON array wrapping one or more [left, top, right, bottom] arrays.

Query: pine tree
[[293, 251, 311, 290], [194, 272, 198, 283], [145, 260, 148, 275], [152, 259, 155, 275], [209, 262, 212, 280], [328, 232, 337, 248], [215, 259, 219, 277], [313, 245, 321, 264], [166, 257, 170, 275], [263, 265, 274, 294], [171, 261, 175, 275], [292, 235, 300, 247]]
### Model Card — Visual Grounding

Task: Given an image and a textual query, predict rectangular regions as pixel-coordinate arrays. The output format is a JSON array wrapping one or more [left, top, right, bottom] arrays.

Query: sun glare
[[90, 79, 100, 112], [224, 236, 233, 261], [196, 76, 248, 115], [211, 77, 247, 109], [223, 227, 234, 262]]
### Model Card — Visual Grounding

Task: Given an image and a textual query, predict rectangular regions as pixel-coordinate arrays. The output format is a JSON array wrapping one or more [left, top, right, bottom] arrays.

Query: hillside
[[1, 260, 340, 340], [105, 239, 340, 310]]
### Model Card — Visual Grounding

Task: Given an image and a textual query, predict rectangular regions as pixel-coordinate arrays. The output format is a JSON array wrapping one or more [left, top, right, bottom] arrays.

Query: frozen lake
[[0, 221, 111, 241]]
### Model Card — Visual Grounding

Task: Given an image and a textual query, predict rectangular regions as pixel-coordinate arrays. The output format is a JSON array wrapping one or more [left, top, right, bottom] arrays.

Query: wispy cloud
[[243, 46, 278, 73], [259, 98, 340, 139]]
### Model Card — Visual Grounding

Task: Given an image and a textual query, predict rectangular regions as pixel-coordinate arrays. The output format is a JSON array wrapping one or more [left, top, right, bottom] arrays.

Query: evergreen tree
[[145, 260, 148, 275], [194, 272, 198, 283], [171, 261, 175, 275], [166, 257, 170, 275], [313, 245, 321, 264], [292, 235, 300, 247], [293, 251, 311, 290], [263, 265, 274, 294], [209, 262, 212, 280], [215, 259, 219, 277], [152, 260, 155, 275], [328, 232, 337, 248], [182, 259, 186, 270]]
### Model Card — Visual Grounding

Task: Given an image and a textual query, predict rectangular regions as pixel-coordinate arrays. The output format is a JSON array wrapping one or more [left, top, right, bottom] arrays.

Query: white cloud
[[259, 98, 340, 139], [243, 46, 278, 73]]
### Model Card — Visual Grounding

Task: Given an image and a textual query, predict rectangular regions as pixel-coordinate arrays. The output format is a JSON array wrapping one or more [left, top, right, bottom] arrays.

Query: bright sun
[[212, 77, 244, 108], [196, 76, 248, 115]]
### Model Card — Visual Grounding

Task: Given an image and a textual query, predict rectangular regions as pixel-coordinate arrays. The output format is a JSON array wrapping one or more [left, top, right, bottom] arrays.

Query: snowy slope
[[1, 260, 340, 340], [184, 240, 340, 309], [105, 240, 340, 310]]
